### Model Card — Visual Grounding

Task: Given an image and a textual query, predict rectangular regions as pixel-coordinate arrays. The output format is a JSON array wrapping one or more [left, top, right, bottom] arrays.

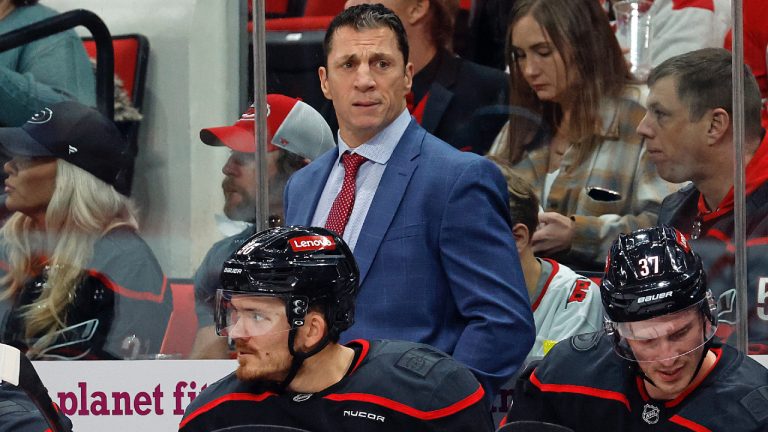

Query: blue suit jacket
[[284, 120, 535, 396]]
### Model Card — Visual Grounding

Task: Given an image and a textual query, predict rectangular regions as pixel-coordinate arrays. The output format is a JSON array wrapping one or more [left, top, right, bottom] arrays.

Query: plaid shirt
[[492, 97, 680, 270]]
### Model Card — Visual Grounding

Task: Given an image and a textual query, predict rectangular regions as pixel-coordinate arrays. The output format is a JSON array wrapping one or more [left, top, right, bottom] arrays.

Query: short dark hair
[[486, 156, 539, 238], [12, 0, 38, 6], [648, 48, 763, 143], [323, 3, 409, 67]]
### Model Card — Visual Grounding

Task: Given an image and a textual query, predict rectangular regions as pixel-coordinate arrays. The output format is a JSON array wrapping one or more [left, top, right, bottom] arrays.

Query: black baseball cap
[[0, 101, 132, 195]]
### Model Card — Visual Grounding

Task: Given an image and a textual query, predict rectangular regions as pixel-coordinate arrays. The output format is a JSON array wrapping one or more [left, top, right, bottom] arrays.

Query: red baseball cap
[[199, 94, 335, 160]]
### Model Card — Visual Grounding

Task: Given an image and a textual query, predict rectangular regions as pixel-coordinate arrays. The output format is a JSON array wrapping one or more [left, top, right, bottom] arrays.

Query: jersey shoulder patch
[[567, 278, 592, 304], [395, 347, 444, 378], [740, 386, 768, 423], [570, 331, 603, 352], [0, 399, 31, 417]]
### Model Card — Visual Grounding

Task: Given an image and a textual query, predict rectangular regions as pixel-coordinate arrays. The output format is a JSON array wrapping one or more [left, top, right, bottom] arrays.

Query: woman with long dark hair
[[489, 0, 677, 270]]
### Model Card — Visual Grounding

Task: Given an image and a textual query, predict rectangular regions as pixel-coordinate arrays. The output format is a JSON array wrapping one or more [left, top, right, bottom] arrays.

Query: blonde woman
[[0, 101, 172, 359]]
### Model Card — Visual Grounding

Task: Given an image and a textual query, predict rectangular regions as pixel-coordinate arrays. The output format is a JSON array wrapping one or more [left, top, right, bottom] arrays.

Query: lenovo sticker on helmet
[[290, 236, 336, 252]]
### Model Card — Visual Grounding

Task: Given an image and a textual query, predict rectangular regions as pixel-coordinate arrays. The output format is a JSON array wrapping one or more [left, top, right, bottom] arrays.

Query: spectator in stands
[[639, 48, 764, 240], [504, 225, 768, 432], [724, 0, 768, 129], [285, 4, 534, 398], [611, 0, 731, 68], [0, 0, 95, 127], [488, 0, 677, 271], [339, 0, 508, 154], [637, 48, 768, 352], [190, 94, 335, 359], [0, 101, 172, 360], [489, 156, 603, 363]]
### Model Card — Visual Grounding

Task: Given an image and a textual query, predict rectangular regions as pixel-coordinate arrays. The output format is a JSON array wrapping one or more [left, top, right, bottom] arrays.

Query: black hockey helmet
[[601, 225, 717, 362], [215, 226, 358, 341]]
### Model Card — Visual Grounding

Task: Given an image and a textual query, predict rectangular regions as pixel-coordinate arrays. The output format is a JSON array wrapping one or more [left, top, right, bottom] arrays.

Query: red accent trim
[[530, 370, 631, 411], [665, 348, 722, 408], [86, 269, 168, 303], [671, 0, 714, 11], [498, 414, 508, 428], [323, 384, 485, 420], [704, 228, 730, 244], [412, 92, 429, 124], [747, 236, 768, 248], [532, 258, 559, 311], [697, 138, 768, 225], [179, 392, 277, 429], [669, 414, 713, 431], [347, 339, 370, 374], [635, 375, 650, 401]]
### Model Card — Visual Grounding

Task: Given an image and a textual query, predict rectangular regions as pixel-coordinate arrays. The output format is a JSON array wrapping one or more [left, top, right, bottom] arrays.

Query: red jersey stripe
[[671, 0, 714, 12], [348, 339, 370, 374], [86, 269, 168, 303], [669, 414, 713, 431], [532, 259, 559, 311], [323, 384, 485, 420], [179, 392, 277, 429], [530, 370, 631, 410]]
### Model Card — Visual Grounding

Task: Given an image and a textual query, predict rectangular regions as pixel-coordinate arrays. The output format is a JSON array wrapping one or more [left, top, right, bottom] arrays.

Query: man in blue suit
[[283, 3, 534, 398]]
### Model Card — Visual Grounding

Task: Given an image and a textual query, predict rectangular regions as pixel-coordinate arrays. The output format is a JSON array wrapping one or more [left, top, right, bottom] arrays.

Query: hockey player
[[178, 226, 493, 432], [503, 225, 768, 431]]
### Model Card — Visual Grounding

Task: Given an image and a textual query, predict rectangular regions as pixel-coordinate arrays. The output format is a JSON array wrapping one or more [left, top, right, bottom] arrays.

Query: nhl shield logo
[[642, 403, 660, 425]]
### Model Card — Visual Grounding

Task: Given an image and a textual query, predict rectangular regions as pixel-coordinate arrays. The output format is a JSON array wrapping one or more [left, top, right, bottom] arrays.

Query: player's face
[[319, 26, 413, 148], [510, 15, 573, 104], [3, 156, 57, 225], [221, 151, 279, 222], [230, 296, 294, 383], [636, 76, 709, 184], [627, 308, 707, 400]]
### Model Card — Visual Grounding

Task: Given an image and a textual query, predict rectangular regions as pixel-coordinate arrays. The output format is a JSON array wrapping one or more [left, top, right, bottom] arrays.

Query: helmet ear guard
[[287, 296, 309, 327]]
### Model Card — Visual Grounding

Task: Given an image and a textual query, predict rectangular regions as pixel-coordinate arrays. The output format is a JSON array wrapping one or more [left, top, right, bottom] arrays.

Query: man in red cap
[[190, 94, 334, 358]]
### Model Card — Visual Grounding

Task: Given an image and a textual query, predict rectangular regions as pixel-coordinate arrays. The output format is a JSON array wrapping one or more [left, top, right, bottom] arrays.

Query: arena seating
[[159, 281, 198, 358], [82, 34, 149, 195]]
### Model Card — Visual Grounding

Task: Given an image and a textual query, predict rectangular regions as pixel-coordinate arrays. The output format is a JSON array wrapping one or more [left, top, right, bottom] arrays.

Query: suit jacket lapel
[[354, 120, 423, 284], [293, 149, 337, 225], [422, 51, 459, 132]]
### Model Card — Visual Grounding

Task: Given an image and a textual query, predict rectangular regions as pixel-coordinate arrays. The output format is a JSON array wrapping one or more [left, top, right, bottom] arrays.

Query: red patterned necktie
[[324, 152, 368, 236]]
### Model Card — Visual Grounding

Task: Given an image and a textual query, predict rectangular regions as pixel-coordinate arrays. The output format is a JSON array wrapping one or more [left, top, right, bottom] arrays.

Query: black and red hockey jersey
[[179, 339, 493, 432], [504, 332, 768, 431]]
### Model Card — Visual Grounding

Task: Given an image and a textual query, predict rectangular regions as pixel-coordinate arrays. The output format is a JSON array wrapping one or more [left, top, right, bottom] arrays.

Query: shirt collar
[[336, 108, 411, 165]]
